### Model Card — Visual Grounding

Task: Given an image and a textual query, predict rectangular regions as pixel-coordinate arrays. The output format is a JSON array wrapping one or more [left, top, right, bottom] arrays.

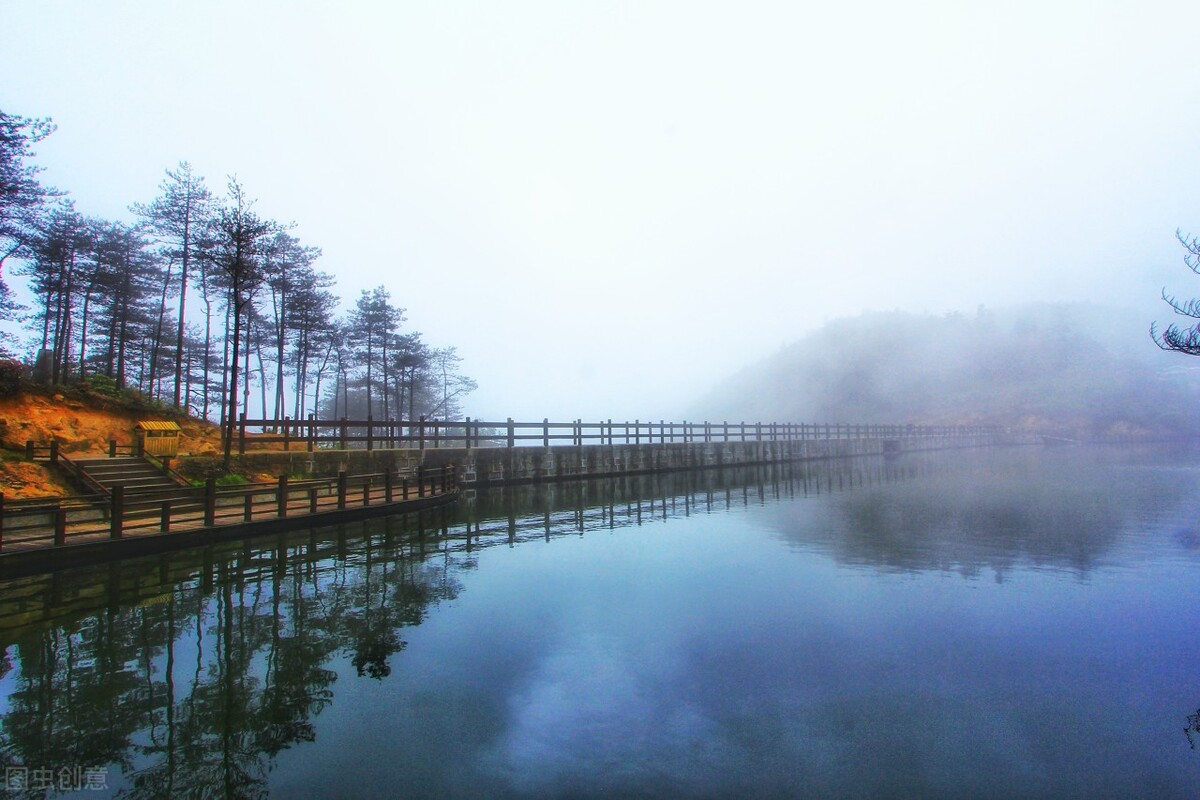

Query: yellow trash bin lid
[[135, 420, 182, 457]]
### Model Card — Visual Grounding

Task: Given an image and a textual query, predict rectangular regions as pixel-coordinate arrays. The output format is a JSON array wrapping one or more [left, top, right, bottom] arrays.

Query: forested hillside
[[0, 108, 475, 437], [694, 304, 1199, 439]]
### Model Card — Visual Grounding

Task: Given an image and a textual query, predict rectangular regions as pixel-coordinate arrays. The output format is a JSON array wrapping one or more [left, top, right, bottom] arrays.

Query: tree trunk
[[148, 261, 172, 400], [223, 290, 242, 466], [173, 210, 190, 409]]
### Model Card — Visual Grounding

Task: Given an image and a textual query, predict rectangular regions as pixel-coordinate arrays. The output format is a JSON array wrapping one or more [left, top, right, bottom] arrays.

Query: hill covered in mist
[[694, 304, 1200, 439]]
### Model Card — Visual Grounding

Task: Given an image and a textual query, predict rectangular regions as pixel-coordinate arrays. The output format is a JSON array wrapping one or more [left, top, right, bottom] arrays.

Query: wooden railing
[[140, 449, 193, 488], [229, 415, 1002, 454], [0, 464, 457, 555], [54, 453, 109, 496]]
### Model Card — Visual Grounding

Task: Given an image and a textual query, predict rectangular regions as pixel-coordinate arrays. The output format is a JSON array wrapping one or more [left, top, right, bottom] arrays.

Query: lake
[[1, 444, 1198, 798]]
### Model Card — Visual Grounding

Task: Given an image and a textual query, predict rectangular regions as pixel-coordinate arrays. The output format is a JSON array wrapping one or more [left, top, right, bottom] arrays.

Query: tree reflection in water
[[0, 450, 1173, 795], [0, 521, 462, 798], [0, 463, 805, 795]]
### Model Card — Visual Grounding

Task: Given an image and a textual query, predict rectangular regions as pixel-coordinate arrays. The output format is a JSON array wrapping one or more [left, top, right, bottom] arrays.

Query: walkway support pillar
[[277, 475, 289, 518], [110, 486, 124, 539], [204, 479, 216, 526]]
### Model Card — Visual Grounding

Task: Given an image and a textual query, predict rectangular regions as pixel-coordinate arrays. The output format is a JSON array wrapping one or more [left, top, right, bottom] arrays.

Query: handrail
[[0, 463, 459, 555], [140, 451, 193, 487], [55, 453, 111, 496], [227, 415, 1003, 454]]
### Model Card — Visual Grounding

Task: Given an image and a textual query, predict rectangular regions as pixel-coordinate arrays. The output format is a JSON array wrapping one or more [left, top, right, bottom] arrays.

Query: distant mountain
[[693, 304, 1200, 439]]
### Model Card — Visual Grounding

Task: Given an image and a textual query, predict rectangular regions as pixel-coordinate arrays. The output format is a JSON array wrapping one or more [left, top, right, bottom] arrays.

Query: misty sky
[[5, 1, 1200, 421]]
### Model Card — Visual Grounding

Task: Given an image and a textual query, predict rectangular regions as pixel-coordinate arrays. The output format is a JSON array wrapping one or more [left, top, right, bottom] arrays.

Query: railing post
[[25, 440, 33, 460], [340, 417, 348, 449], [419, 416, 426, 451], [543, 418, 549, 448], [54, 505, 66, 546], [363, 479, 371, 507], [441, 466, 449, 493], [49, 440, 59, 465], [367, 415, 374, 451], [507, 418, 515, 449], [161, 500, 171, 532], [284, 416, 291, 451], [110, 486, 124, 539], [244, 492, 253, 521], [466, 417, 474, 450], [0, 491, 5, 552], [385, 466, 394, 501], [417, 465, 426, 497], [109, 439, 117, 458], [204, 479, 216, 526], [277, 474, 289, 518], [309, 486, 318, 514], [402, 476, 409, 499], [434, 419, 441, 448], [238, 412, 247, 454], [337, 471, 347, 509], [308, 413, 316, 452], [756, 422, 762, 442]]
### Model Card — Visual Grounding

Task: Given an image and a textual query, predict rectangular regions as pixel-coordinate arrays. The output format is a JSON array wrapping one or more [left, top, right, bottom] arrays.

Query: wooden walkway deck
[[0, 464, 458, 576]]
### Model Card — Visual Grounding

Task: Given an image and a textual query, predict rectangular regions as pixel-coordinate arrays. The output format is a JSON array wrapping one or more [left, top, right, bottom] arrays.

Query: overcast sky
[[5, 1, 1200, 421]]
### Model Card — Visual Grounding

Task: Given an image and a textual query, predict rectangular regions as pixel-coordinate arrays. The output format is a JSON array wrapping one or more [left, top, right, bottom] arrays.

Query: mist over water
[[695, 304, 1200, 439], [1, 445, 1198, 798]]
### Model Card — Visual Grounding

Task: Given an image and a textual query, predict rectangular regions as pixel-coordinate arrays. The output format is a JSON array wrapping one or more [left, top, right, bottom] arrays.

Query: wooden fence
[[0, 464, 456, 555], [230, 414, 1001, 454]]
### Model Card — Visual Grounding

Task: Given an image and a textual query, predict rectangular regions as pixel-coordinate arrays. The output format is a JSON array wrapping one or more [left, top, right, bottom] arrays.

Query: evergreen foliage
[[0, 107, 476, 434]]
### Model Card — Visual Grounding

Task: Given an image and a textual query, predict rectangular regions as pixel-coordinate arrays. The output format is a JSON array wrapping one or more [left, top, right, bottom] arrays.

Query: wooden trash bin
[[135, 420, 182, 457]]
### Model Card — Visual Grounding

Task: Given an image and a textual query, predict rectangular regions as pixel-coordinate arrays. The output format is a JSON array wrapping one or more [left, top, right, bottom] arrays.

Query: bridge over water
[[0, 419, 1006, 573], [231, 416, 1009, 487]]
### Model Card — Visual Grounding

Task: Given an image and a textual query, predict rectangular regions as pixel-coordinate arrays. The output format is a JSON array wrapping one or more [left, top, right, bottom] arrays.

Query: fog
[[695, 302, 1200, 436], [6, 1, 1200, 421]]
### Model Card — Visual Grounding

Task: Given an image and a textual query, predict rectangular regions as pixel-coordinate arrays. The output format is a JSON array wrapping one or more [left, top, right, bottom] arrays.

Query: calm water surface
[[1, 445, 1199, 798]]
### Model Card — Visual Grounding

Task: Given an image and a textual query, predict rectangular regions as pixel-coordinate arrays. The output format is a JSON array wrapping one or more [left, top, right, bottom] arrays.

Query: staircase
[[70, 457, 185, 493]]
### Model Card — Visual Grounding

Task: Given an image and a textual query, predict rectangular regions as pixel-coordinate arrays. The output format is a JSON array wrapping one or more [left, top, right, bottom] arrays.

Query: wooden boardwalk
[[227, 415, 1001, 453], [0, 415, 1005, 573], [0, 464, 458, 573]]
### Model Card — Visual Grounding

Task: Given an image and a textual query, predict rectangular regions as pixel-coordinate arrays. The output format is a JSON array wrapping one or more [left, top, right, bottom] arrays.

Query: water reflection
[[823, 446, 1196, 578], [0, 447, 1196, 797], [0, 463, 812, 796]]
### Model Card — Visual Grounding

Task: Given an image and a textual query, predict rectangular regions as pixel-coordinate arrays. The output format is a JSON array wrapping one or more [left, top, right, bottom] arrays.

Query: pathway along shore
[[0, 465, 459, 578]]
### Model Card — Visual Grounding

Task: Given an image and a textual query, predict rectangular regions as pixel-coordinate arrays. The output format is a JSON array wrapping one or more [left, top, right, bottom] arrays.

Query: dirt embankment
[[0, 391, 225, 498]]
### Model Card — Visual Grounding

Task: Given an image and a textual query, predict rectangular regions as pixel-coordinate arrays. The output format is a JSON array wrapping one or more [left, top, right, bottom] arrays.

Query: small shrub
[[215, 473, 249, 486], [81, 373, 121, 398], [0, 360, 25, 397]]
